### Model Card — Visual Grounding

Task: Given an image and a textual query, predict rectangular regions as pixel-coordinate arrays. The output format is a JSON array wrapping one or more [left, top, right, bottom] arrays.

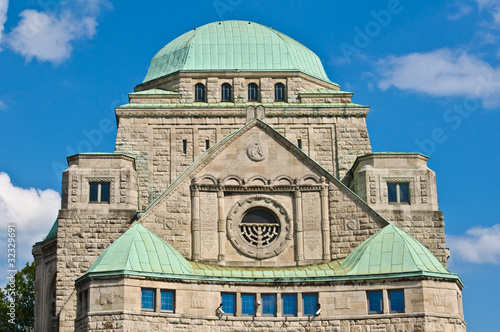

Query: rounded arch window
[[221, 83, 232, 102], [274, 83, 286, 101], [194, 83, 206, 102], [247, 83, 259, 102], [240, 209, 280, 246]]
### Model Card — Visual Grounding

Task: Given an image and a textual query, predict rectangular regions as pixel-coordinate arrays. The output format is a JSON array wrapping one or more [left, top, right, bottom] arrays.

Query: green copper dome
[[144, 20, 333, 84]]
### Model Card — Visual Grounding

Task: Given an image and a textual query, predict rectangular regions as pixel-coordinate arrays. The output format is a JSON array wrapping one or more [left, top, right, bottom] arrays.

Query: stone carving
[[333, 297, 351, 309], [200, 192, 218, 260], [226, 195, 292, 259], [302, 192, 322, 259], [190, 297, 206, 309], [433, 294, 447, 307], [345, 219, 359, 230], [247, 141, 267, 162], [99, 293, 115, 305]]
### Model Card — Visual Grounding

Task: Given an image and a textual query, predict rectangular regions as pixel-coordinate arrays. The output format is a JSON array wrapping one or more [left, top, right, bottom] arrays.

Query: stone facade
[[33, 21, 464, 332]]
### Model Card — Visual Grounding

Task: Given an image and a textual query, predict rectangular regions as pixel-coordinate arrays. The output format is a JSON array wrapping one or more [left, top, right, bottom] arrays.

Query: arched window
[[194, 83, 205, 102], [221, 83, 232, 102], [247, 83, 259, 101], [274, 83, 285, 101]]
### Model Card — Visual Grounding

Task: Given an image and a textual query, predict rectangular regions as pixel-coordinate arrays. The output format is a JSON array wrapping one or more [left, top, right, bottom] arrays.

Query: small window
[[297, 139, 302, 149], [160, 290, 174, 312], [274, 83, 285, 101], [388, 183, 410, 203], [221, 83, 232, 102], [221, 293, 235, 316], [247, 83, 259, 101], [261, 294, 276, 316], [194, 83, 206, 102], [141, 289, 155, 311], [89, 182, 110, 203], [241, 294, 255, 316], [389, 290, 404, 313], [205, 139, 210, 150], [282, 294, 297, 316], [303, 293, 318, 316], [182, 139, 187, 154], [367, 291, 383, 314]]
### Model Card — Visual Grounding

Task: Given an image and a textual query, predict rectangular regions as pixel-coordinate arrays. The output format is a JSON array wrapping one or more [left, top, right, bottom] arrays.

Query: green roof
[[35, 219, 58, 245], [129, 89, 181, 95], [144, 21, 336, 85], [338, 224, 449, 275], [80, 223, 460, 285]]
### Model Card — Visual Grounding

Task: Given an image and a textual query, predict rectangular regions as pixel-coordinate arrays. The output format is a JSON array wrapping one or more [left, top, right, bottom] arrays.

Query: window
[[274, 83, 285, 101], [389, 290, 404, 313], [194, 83, 206, 102], [240, 209, 280, 246], [241, 294, 255, 315], [141, 289, 155, 311], [247, 83, 259, 101], [261, 294, 276, 316], [221, 293, 235, 316], [282, 294, 297, 316], [89, 182, 110, 203], [221, 83, 232, 102], [160, 290, 174, 312], [297, 139, 302, 150], [303, 293, 318, 316], [367, 291, 383, 314], [182, 139, 187, 154], [205, 139, 210, 150], [388, 183, 410, 203]]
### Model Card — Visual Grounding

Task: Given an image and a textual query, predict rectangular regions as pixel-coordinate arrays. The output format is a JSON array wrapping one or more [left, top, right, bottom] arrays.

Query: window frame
[[89, 182, 110, 203], [261, 294, 277, 317], [387, 182, 410, 204], [367, 290, 383, 314], [247, 83, 259, 102], [221, 292, 236, 316], [221, 83, 232, 102], [302, 293, 318, 316], [160, 289, 175, 313], [274, 83, 286, 102], [241, 293, 256, 316], [388, 289, 405, 313], [282, 293, 297, 317], [194, 83, 206, 102], [141, 288, 155, 311]]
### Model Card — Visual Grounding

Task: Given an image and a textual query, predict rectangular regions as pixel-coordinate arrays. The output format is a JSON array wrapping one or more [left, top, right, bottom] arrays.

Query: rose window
[[240, 209, 280, 246]]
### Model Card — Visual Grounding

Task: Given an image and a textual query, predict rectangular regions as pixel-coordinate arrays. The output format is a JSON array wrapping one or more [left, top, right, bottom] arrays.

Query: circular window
[[226, 195, 292, 260], [240, 209, 280, 246]]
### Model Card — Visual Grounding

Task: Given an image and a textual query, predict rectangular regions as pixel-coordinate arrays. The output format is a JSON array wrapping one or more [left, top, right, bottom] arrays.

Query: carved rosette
[[226, 195, 292, 260], [246, 141, 267, 162]]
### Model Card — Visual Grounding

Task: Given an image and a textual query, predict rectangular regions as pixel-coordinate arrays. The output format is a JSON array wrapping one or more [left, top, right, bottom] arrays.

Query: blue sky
[[0, 0, 499, 330]]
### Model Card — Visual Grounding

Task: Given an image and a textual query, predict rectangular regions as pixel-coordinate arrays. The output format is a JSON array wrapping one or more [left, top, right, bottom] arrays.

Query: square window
[[141, 289, 155, 311], [389, 290, 405, 313], [261, 294, 276, 316], [89, 182, 110, 203], [387, 183, 410, 203], [367, 291, 383, 314], [282, 294, 297, 316], [221, 293, 235, 316], [160, 290, 174, 312], [303, 293, 318, 316], [241, 294, 255, 315]]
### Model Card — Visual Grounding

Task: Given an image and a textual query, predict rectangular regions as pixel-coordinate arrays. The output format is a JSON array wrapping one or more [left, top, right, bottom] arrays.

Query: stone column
[[321, 179, 331, 260], [217, 190, 225, 262], [191, 187, 201, 260], [294, 189, 304, 263]]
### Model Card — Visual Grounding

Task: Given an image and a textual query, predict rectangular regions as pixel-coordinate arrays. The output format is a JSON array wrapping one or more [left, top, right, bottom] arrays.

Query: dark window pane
[[221, 83, 232, 101], [100, 183, 110, 202], [248, 83, 258, 101], [368, 291, 383, 313], [303, 294, 318, 315], [297, 139, 302, 149], [399, 184, 409, 203], [389, 290, 404, 312], [274, 83, 285, 101], [262, 294, 276, 316], [195, 83, 205, 102], [205, 139, 210, 150], [241, 294, 255, 315], [141, 289, 154, 310], [221, 293, 235, 315], [160, 290, 174, 312], [89, 183, 99, 202], [282, 294, 297, 316], [182, 139, 187, 154], [388, 183, 398, 203]]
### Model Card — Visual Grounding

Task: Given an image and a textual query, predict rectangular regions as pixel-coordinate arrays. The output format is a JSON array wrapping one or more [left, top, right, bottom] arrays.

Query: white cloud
[[0, 100, 5, 110], [0, 172, 60, 266], [448, 3, 474, 20], [0, 0, 8, 48], [377, 48, 500, 108], [448, 224, 500, 264], [4, 0, 108, 64]]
